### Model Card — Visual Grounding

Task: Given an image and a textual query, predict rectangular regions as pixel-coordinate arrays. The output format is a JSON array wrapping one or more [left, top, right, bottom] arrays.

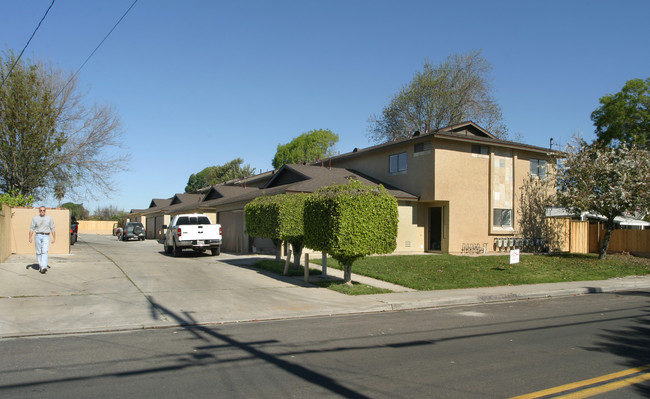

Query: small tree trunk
[[343, 264, 353, 287], [292, 242, 303, 269], [599, 223, 615, 260], [283, 249, 292, 275]]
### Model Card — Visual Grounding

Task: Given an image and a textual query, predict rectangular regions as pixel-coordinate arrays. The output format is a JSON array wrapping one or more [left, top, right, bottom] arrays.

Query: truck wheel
[[173, 241, 182, 257], [211, 247, 220, 256]]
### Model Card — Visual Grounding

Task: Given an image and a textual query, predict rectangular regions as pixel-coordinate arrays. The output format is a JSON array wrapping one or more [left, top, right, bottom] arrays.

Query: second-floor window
[[414, 141, 431, 154], [471, 144, 488, 155], [389, 152, 407, 174], [530, 159, 547, 179]]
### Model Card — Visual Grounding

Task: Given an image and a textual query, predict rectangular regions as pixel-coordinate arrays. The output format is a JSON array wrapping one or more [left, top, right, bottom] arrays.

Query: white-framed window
[[530, 159, 547, 179], [389, 152, 407, 174], [493, 208, 512, 228]]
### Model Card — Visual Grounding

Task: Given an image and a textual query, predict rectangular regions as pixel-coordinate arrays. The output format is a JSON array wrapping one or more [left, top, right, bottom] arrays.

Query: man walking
[[29, 207, 56, 274]]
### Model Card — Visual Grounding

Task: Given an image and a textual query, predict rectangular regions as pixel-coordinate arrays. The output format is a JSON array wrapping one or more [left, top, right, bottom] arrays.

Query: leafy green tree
[[185, 158, 255, 193], [556, 142, 650, 259], [304, 179, 398, 285], [592, 78, 650, 149], [368, 50, 507, 143], [272, 129, 339, 169], [92, 205, 127, 221], [245, 193, 308, 269], [0, 50, 128, 201], [0, 189, 34, 207], [60, 202, 89, 219]]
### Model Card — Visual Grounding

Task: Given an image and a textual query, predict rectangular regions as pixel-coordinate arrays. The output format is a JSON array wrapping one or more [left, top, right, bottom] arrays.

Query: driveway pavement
[[2, 234, 650, 338]]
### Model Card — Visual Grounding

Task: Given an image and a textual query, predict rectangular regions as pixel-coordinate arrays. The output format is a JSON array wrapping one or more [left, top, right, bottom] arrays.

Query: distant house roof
[[194, 170, 276, 194], [546, 207, 650, 228], [268, 164, 418, 200], [196, 164, 418, 211], [149, 198, 172, 208], [169, 193, 202, 206]]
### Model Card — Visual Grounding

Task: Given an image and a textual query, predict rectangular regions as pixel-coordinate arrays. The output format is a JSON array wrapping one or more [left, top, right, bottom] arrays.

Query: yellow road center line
[[510, 364, 650, 399], [555, 372, 650, 398]]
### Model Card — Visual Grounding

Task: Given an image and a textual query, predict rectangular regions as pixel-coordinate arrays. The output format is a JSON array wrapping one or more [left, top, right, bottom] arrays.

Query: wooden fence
[[589, 223, 650, 253], [547, 218, 649, 254]]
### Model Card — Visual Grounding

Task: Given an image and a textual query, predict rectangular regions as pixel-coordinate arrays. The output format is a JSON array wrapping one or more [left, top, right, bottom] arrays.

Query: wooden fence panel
[[589, 224, 600, 253], [587, 223, 650, 253], [607, 229, 650, 252], [547, 218, 570, 252], [570, 221, 589, 254]]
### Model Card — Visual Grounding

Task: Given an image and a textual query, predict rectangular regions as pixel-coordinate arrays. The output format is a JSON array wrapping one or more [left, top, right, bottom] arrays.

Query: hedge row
[[244, 179, 398, 281]]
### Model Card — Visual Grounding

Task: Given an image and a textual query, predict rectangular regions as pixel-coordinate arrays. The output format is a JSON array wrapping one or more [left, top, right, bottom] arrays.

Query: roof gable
[[264, 165, 311, 188], [149, 198, 172, 208], [439, 121, 496, 139], [170, 193, 203, 205], [203, 187, 223, 201]]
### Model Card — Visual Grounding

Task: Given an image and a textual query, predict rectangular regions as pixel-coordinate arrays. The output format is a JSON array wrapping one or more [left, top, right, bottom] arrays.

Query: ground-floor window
[[493, 208, 512, 228]]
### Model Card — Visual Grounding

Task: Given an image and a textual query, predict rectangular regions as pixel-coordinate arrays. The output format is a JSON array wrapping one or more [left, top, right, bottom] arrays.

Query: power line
[[0, 0, 56, 89], [56, 0, 140, 98]]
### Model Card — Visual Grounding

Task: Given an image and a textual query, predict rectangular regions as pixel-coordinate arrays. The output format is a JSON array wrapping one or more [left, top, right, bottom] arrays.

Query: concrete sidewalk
[[1, 234, 649, 338]]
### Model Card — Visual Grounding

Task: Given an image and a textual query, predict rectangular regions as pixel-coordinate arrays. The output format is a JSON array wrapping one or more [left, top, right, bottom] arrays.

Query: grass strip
[[312, 253, 650, 291]]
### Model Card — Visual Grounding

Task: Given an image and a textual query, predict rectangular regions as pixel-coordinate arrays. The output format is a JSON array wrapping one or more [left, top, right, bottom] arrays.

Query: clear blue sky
[[2, 0, 649, 213]]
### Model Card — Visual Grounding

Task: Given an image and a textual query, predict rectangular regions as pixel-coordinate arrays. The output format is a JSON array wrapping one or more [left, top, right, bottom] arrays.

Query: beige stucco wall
[[78, 220, 116, 235], [11, 207, 70, 255], [394, 202, 424, 253], [331, 138, 435, 199], [0, 203, 11, 263], [433, 140, 491, 253]]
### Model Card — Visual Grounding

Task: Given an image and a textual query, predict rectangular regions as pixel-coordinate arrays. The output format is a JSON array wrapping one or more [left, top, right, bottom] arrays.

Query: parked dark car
[[70, 216, 78, 245], [122, 222, 146, 241]]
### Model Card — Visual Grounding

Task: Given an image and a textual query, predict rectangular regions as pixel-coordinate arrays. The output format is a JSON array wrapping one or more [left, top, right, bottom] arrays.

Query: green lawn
[[253, 253, 650, 294], [313, 253, 650, 291]]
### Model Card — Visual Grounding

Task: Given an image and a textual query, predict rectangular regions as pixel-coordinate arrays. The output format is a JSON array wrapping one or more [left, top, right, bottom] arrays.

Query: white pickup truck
[[162, 214, 222, 256]]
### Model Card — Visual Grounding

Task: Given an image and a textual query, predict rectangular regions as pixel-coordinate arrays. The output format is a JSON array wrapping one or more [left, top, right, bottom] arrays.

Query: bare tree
[[517, 173, 564, 251], [0, 50, 128, 201], [368, 50, 508, 143]]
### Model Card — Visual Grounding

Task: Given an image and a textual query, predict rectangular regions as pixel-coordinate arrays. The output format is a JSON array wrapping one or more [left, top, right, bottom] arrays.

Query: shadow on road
[[582, 291, 650, 396]]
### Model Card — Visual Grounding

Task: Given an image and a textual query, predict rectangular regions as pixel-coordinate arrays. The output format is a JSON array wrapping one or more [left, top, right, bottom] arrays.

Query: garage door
[[218, 210, 245, 253]]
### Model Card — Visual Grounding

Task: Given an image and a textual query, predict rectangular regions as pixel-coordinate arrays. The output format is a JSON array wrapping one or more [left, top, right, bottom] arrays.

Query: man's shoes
[[39, 268, 47, 274]]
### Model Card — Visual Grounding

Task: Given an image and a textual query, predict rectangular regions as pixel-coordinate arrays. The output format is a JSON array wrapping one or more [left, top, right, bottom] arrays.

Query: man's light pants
[[35, 234, 50, 270]]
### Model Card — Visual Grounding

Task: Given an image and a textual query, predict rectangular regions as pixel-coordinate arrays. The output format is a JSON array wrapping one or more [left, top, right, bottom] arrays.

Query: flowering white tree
[[556, 142, 650, 259]]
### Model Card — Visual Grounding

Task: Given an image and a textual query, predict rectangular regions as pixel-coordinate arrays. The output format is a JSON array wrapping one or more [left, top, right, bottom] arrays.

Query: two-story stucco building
[[324, 121, 554, 254], [129, 121, 555, 255]]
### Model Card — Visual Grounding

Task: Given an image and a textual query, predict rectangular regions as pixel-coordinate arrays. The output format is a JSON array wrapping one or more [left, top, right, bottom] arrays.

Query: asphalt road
[[2, 290, 650, 398]]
